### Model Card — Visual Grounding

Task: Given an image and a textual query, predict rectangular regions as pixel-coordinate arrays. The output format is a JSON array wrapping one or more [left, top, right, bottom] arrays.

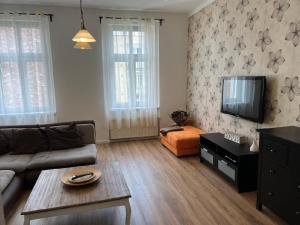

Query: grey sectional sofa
[[0, 120, 97, 218]]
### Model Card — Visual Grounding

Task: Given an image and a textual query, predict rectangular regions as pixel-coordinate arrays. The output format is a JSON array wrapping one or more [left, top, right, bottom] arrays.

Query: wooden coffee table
[[21, 163, 131, 225]]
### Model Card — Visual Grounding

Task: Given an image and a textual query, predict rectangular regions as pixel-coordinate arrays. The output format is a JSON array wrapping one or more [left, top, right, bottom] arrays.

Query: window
[[102, 19, 159, 130], [111, 28, 146, 109], [0, 14, 56, 125]]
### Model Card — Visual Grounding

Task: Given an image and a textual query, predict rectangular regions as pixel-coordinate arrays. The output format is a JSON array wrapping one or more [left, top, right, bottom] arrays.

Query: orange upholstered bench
[[160, 126, 205, 157]]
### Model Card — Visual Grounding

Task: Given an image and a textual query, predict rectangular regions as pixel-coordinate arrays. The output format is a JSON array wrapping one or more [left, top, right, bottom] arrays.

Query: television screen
[[221, 76, 266, 123]]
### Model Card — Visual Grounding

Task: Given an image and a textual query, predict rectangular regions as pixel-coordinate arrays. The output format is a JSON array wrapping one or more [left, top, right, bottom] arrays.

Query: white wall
[[0, 4, 188, 142]]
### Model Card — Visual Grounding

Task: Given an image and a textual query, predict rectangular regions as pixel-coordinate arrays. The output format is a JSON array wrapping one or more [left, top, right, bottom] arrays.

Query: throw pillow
[[0, 130, 11, 155], [44, 124, 84, 150], [11, 128, 49, 154]]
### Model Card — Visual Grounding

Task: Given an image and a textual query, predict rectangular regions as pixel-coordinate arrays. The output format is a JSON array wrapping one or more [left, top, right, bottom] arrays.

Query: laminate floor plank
[[7, 140, 286, 225]]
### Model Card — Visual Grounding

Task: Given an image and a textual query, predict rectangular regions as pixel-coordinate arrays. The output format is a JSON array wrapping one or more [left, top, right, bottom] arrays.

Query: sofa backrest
[[0, 120, 96, 147], [77, 123, 96, 144], [0, 129, 13, 155], [50, 122, 96, 145]]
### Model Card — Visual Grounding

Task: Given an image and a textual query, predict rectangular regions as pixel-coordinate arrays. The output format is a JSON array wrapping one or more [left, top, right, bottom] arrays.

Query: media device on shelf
[[221, 76, 266, 123]]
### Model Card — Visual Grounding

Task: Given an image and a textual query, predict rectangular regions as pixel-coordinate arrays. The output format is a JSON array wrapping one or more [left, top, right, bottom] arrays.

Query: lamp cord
[[80, 0, 85, 29]]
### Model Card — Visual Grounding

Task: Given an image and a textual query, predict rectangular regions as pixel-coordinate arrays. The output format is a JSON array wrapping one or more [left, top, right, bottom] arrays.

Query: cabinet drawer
[[262, 139, 288, 166], [260, 156, 289, 216], [291, 148, 300, 171], [217, 159, 236, 181], [286, 201, 300, 225], [261, 159, 286, 183], [201, 147, 214, 164], [292, 179, 300, 198], [261, 183, 288, 219], [293, 206, 300, 225]]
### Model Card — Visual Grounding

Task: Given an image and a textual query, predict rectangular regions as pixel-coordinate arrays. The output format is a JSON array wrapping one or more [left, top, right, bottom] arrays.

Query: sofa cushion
[[0, 153, 33, 173], [2, 174, 22, 216], [44, 124, 84, 150], [0, 170, 15, 193], [77, 123, 96, 144], [0, 130, 11, 155], [11, 128, 49, 154], [27, 144, 97, 170]]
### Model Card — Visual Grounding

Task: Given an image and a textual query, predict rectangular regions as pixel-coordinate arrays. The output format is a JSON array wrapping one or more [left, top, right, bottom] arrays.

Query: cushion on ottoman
[[0, 170, 15, 193], [160, 126, 205, 157]]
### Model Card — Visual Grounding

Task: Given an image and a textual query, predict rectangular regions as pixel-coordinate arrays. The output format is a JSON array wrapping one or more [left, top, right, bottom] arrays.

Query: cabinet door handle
[[225, 155, 237, 163], [267, 192, 274, 197], [269, 148, 275, 153]]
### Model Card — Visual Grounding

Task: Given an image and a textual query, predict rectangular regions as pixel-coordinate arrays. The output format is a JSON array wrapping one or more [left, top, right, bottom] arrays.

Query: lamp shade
[[72, 29, 96, 43], [74, 41, 92, 49]]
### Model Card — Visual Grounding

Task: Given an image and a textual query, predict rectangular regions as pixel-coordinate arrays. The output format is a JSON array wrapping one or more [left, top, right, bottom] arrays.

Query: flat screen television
[[221, 76, 266, 123]]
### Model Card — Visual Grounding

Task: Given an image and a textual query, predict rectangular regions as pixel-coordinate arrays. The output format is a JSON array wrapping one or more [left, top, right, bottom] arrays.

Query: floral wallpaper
[[187, 0, 300, 143]]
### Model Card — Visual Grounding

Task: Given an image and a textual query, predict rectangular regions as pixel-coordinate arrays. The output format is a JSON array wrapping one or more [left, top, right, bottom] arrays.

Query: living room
[[0, 0, 299, 224]]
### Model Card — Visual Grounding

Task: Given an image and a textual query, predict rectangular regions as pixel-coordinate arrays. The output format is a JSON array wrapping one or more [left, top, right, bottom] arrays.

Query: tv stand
[[199, 133, 258, 192]]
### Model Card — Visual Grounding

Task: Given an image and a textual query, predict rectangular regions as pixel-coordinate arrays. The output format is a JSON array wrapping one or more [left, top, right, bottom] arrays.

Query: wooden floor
[[7, 140, 286, 225]]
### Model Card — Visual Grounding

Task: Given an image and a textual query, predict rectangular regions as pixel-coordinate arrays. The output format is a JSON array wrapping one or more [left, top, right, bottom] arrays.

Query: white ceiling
[[0, 0, 214, 14]]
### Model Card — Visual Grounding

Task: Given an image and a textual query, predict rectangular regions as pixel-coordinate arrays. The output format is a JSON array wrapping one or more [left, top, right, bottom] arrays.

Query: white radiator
[[109, 127, 159, 140]]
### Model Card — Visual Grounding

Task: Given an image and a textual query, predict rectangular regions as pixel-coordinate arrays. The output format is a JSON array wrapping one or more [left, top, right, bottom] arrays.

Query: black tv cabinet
[[199, 133, 258, 192]]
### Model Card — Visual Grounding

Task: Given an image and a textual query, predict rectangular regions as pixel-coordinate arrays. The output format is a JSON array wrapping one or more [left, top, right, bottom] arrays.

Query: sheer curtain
[[101, 18, 159, 136], [0, 14, 56, 125]]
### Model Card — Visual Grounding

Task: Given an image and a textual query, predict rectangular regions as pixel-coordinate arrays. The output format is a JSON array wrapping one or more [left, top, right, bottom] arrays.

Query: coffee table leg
[[125, 199, 131, 225], [23, 216, 30, 225]]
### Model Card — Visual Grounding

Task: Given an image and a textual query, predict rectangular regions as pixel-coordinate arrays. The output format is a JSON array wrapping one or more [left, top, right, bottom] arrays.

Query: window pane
[[132, 31, 144, 54], [0, 62, 23, 112], [0, 26, 16, 53], [115, 62, 128, 106], [136, 61, 145, 107], [21, 27, 42, 53], [113, 31, 129, 54], [25, 62, 48, 111]]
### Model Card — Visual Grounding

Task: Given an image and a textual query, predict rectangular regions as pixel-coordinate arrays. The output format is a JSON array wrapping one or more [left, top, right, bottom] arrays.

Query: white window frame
[[110, 25, 146, 110], [0, 19, 54, 116]]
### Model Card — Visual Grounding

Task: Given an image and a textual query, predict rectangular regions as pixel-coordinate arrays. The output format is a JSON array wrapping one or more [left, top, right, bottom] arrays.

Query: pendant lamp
[[72, 0, 96, 49], [74, 42, 92, 50]]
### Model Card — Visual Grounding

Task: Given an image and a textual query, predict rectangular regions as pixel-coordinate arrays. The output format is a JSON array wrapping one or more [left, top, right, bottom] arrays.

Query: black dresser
[[257, 126, 300, 225]]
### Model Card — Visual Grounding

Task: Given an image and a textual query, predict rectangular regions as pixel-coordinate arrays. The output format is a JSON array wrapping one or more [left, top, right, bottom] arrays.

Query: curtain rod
[[99, 16, 164, 26], [0, 12, 53, 22]]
